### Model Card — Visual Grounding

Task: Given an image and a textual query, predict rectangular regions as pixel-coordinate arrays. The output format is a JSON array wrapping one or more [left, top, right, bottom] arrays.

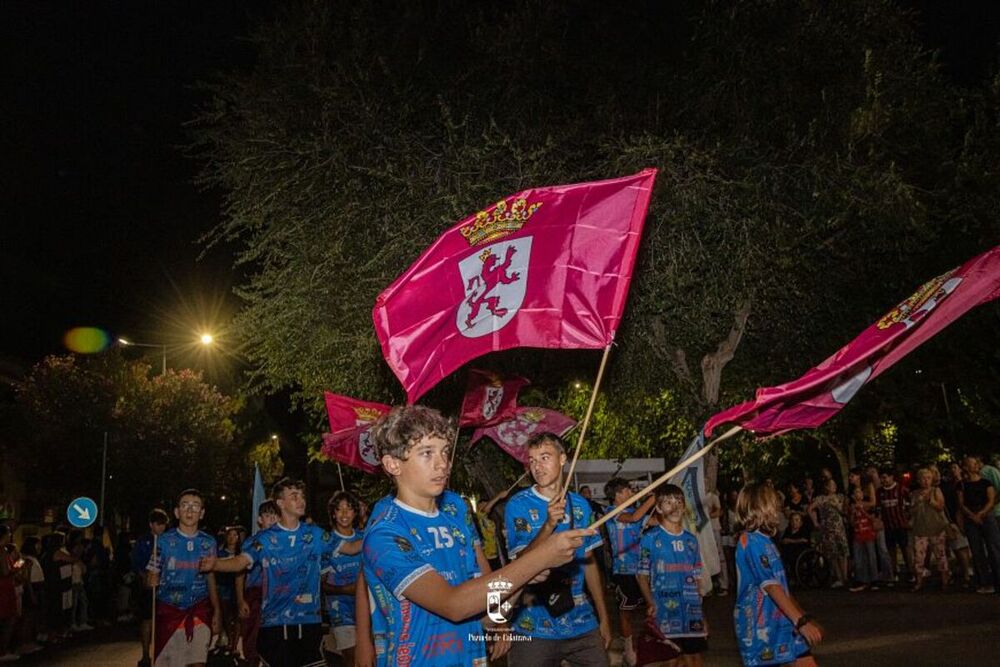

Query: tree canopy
[[191, 0, 1000, 486], [13, 352, 243, 527]]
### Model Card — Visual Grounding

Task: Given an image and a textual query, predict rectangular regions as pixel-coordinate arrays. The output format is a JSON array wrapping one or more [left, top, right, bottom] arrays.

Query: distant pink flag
[[321, 429, 380, 475], [373, 169, 657, 402], [323, 392, 391, 434], [458, 369, 529, 427], [472, 407, 576, 464], [705, 245, 1000, 438]]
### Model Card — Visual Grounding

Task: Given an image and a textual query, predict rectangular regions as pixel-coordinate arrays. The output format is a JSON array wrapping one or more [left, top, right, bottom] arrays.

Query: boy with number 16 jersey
[[638, 484, 708, 666]]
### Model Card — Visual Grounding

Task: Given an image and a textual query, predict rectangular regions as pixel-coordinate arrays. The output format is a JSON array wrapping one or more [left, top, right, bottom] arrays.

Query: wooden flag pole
[[336, 463, 346, 491], [560, 343, 614, 501], [504, 471, 529, 495], [448, 418, 462, 467], [589, 425, 743, 531], [150, 532, 158, 658]]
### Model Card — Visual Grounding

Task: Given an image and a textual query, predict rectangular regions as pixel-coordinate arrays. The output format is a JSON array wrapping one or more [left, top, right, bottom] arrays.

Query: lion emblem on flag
[[457, 237, 532, 338]]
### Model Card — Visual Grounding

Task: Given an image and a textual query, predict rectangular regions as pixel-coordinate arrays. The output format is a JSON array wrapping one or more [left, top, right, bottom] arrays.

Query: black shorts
[[257, 623, 324, 667], [674, 636, 708, 655], [884, 527, 908, 552], [612, 573, 644, 610]]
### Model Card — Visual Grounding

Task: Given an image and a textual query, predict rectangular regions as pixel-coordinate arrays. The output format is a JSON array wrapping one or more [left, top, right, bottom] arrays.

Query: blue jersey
[[245, 558, 263, 590], [638, 526, 706, 638], [153, 528, 217, 610], [325, 530, 363, 627], [734, 531, 810, 666], [242, 522, 336, 628], [504, 488, 603, 640], [363, 497, 487, 667], [606, 504, 649, 575]]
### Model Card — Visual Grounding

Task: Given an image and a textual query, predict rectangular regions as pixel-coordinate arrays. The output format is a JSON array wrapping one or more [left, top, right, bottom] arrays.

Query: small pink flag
[[324, 392, 391, 434], [321, 429, 381, 475], [705, 245, 1000, 438], [373, 169, 657, 402], [458, 369, 529, 427], [471, 407, 576, 464]]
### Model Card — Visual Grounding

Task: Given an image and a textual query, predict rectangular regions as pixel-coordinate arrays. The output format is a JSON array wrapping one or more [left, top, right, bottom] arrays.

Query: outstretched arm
[[400, 528, 591, 623]]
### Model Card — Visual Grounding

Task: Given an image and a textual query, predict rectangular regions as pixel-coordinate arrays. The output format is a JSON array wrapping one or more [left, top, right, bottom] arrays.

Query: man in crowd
[[131, 509, 169, 667]]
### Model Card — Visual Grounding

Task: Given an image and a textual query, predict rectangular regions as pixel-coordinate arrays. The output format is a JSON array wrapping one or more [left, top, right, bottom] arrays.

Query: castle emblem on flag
[[457, 237, 532, 338], [877, 270, 962, 330]]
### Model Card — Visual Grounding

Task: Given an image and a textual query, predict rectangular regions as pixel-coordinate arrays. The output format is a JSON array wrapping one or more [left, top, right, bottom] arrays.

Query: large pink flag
[[705, 245, 1000, 438], [321, 429, 381, 475], [324, 392, 391, 434], [458, 369, 529, 427], [471, 407, 576, 464], [373, 169, 657, 402]]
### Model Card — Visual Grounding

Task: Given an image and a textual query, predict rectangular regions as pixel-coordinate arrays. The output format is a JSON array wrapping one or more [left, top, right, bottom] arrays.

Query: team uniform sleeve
[[240, 533, 264, 569], [504, 496, 530, 557], [638, 533, 653, 577], [743, 535, 780, 590], [364, 524, 436, 600]]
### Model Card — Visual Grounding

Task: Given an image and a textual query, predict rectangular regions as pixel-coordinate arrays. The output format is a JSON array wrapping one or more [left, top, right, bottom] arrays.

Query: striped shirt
[[877, 483, 910, 530]]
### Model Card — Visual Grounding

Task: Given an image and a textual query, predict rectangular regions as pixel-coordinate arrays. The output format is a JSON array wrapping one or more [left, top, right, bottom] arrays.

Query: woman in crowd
[[910, 467, 949, 590], [809, 478, 849, 588]]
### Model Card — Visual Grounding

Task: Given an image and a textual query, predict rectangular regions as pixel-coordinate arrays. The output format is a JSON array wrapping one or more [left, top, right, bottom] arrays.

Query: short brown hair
[[272, 477, 305, 499], [371, 406, 455, 460], [525, 432, 566, 455], [735, 482, 782, 536]]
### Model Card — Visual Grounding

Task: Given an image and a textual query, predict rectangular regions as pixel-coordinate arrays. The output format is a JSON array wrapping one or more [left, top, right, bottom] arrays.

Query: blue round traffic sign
[[67, 497, 98, 528]]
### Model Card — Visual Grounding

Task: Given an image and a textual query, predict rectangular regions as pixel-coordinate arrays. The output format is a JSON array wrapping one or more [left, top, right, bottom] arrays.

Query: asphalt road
[[25, 587, 1000, 666]]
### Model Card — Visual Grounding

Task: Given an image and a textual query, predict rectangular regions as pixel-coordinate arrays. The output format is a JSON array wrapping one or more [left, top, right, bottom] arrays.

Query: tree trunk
[[824, 442, 850, 491]]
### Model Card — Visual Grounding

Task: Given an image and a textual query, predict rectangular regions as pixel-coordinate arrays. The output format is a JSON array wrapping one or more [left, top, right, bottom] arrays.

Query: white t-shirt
[[26, 556, 43, 584]]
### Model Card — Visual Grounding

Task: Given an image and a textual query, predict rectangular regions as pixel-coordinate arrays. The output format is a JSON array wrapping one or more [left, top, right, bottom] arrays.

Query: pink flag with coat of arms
[[373, 169, 657, 402], [471, 407, 576, 464], [458, 369, 529, 427], [321, 429, 381, 475], [324, 392, 391, 434], [321, 392, 391, 474], [705, 245, 1000, 438]]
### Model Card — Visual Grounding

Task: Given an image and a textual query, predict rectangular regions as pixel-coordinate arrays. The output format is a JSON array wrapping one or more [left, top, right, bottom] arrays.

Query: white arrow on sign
[[72, 504, 91, 521]]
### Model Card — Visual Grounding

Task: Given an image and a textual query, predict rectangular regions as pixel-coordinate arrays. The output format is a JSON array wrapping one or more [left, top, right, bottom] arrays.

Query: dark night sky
[[1, 1, 997, 373]]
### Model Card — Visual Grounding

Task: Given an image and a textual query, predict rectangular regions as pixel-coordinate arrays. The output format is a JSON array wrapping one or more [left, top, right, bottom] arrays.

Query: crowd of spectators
[[714, 455, 1000, 595], [0, 515, 252, 662]]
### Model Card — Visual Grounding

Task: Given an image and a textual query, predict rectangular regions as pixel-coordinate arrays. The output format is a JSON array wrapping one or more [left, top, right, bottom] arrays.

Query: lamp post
[[118, 338, 167, 375]]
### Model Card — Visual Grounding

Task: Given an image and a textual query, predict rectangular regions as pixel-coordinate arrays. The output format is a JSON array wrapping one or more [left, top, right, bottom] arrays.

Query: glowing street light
[[200, 333, 214, 346]]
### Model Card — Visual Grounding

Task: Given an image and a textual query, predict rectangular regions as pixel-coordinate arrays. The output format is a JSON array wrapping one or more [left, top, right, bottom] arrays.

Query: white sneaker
[[0, 654, 20, 662]]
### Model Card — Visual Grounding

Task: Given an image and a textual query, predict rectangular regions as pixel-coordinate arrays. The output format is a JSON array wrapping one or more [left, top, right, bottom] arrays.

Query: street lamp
[[118, 338, 167, 375], [200, 333, 214, 346]]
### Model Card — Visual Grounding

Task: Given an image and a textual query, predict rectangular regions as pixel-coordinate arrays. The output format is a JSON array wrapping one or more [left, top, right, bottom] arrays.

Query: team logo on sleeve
[[759, 554, 771, 570], [393, 537, 414, 553], [302, 532, 314, 544], [513, 517, 530, 533]]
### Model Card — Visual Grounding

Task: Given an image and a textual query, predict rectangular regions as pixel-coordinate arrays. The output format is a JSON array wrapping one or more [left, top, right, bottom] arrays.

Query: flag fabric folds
[[321, 392, 391, 474], [321, 429, 381, 475], [458, 369, 529, 427], [324, 392, 391, 434], [471, 407, 576, 464], [668, 433, 721, 592], [373, 169, 658, 402], [705, 245, 1000, 438]]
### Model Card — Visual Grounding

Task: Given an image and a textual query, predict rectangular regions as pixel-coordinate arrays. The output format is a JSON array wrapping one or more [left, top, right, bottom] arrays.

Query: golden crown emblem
[[460, 198, 543, 247], [354, 406, 383, 423]]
